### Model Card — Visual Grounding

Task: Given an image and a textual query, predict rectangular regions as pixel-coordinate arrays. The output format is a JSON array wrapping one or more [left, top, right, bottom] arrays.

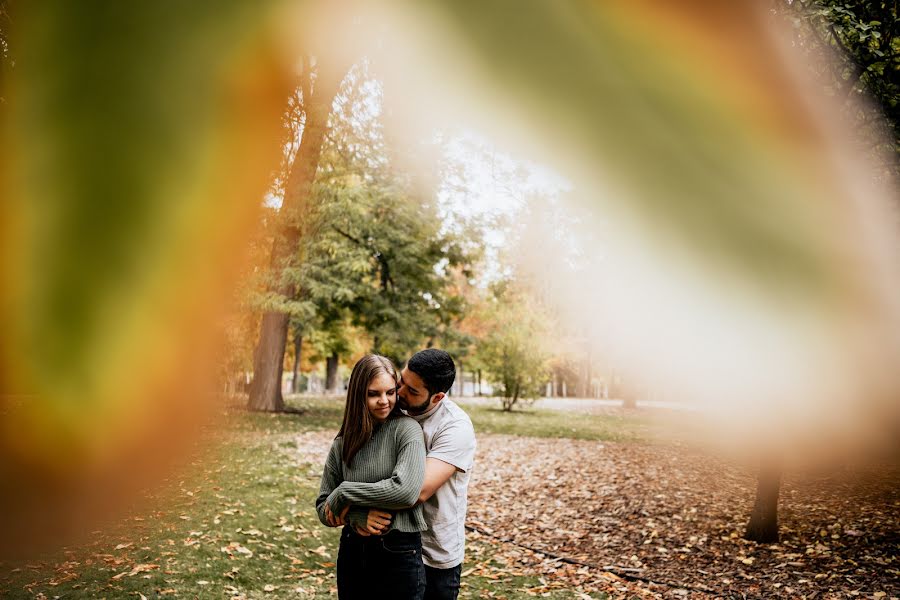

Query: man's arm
[[417, 457, 458, 504], [350, 415, 475, 526], [416, 416, 476, 504], [350, 458, 455, 535]]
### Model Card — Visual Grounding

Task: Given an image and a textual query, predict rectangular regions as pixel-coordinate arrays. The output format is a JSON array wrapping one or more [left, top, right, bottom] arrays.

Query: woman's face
[[366, 371, 397, 423]]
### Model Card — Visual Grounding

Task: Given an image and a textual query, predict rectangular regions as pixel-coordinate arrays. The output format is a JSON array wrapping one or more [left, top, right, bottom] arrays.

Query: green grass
[[0, 412, 343, 599], [458, 403, 655, 443], [274, 396, 658, 443], [0, 398, 625, 599], [233, 397, 344, 434]]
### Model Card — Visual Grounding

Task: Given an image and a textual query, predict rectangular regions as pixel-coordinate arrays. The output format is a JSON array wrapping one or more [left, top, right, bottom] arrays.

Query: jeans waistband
[[345, 527, 421, 543]]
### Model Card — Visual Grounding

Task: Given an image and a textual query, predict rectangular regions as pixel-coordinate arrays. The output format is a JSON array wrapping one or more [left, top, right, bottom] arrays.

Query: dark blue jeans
[[424, 563, 462, 600], [336, 527, 425, 599]]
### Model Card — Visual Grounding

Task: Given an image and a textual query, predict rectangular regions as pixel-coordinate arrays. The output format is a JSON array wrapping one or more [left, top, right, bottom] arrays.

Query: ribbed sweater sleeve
[[314, 438, 343, 526], [326, 419, 426, 513]]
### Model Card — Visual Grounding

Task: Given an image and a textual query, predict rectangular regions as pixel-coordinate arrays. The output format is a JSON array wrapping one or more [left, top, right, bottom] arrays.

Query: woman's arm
[[325, 424, 425, 513], [314, 439, 344, 527]]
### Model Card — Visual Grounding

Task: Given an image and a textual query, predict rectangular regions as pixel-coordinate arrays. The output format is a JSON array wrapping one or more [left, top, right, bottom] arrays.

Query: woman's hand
[[361, 509, 392, 535], [324, 504, 349, 527]]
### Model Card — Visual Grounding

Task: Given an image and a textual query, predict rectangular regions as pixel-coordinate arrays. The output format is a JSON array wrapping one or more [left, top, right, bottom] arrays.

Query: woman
[[315, 354, 427, 599]]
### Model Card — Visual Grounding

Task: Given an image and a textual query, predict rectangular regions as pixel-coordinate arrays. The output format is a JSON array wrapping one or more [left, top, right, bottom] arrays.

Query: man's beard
[[400, 394, 432, 414]]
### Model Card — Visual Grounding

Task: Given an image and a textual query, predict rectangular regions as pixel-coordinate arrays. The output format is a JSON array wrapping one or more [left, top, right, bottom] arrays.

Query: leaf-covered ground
[[0, 402, 651, 599], [467, 435, 899, 599], [0, 399, 896, 599], [287, 431, 654, 600]]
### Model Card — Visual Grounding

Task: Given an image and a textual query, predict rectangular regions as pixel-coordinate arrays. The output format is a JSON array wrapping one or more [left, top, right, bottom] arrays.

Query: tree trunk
[[477, 369, 482, 396], [248, 312, 288, 411], [291, 332, 303, 394], [325, 352, 339, 393], [247, 57, 350, 412], [745, 460, 782, 543]]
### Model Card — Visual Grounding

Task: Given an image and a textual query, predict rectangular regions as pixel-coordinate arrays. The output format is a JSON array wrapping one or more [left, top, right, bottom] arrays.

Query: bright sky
[[433, 129, 573, 284], [436, 129, 569, 219]]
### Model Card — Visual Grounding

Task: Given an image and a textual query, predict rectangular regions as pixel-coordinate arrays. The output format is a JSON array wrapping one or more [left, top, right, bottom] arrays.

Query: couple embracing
[[315, 349, 476, 599]]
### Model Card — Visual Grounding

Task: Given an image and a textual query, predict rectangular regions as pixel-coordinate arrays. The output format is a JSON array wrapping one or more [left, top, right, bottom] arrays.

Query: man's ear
[[432, 392, 445, 405]]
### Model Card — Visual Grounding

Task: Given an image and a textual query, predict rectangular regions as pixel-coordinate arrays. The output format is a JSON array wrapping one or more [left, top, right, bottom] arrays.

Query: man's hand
[[324, 504, 349, 527], [361, 509, 392, 536]]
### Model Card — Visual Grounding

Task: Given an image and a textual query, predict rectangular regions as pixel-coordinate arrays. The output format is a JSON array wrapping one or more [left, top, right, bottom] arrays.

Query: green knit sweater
[[315, 416, 427, 533]]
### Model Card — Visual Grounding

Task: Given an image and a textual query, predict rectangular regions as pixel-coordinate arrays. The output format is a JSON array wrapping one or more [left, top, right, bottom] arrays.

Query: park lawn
[[457, 403, 656, 443], [277, 396, 660, 443], [0, 399, 613, 600]]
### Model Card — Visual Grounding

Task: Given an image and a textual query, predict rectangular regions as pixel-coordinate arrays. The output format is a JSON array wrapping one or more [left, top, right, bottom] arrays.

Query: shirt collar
[[406, 399, 442, 422]]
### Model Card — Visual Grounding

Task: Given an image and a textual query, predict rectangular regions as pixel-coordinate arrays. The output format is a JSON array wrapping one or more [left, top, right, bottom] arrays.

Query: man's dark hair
[[407, 348, 456, 396]]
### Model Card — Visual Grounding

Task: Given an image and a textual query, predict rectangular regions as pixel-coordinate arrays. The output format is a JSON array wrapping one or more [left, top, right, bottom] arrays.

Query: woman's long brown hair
[[338, 354, 400, 466]]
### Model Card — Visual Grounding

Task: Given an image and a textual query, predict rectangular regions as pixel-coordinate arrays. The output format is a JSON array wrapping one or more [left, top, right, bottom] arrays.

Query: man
[[327, 348, 476, 600], [395, 349, 476, 600]]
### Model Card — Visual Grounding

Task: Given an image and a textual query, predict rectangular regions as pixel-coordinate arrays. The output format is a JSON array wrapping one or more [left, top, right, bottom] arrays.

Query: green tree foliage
[[262, 63, 474, 370], [0, 0, 11, 103], [475, 282, 550, 411], [775, 0, 899, 179], [326, 186, 468, 363]]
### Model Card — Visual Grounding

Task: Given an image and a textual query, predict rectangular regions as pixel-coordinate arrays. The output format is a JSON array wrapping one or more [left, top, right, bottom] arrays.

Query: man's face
[[398, 367, 434, 415]]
